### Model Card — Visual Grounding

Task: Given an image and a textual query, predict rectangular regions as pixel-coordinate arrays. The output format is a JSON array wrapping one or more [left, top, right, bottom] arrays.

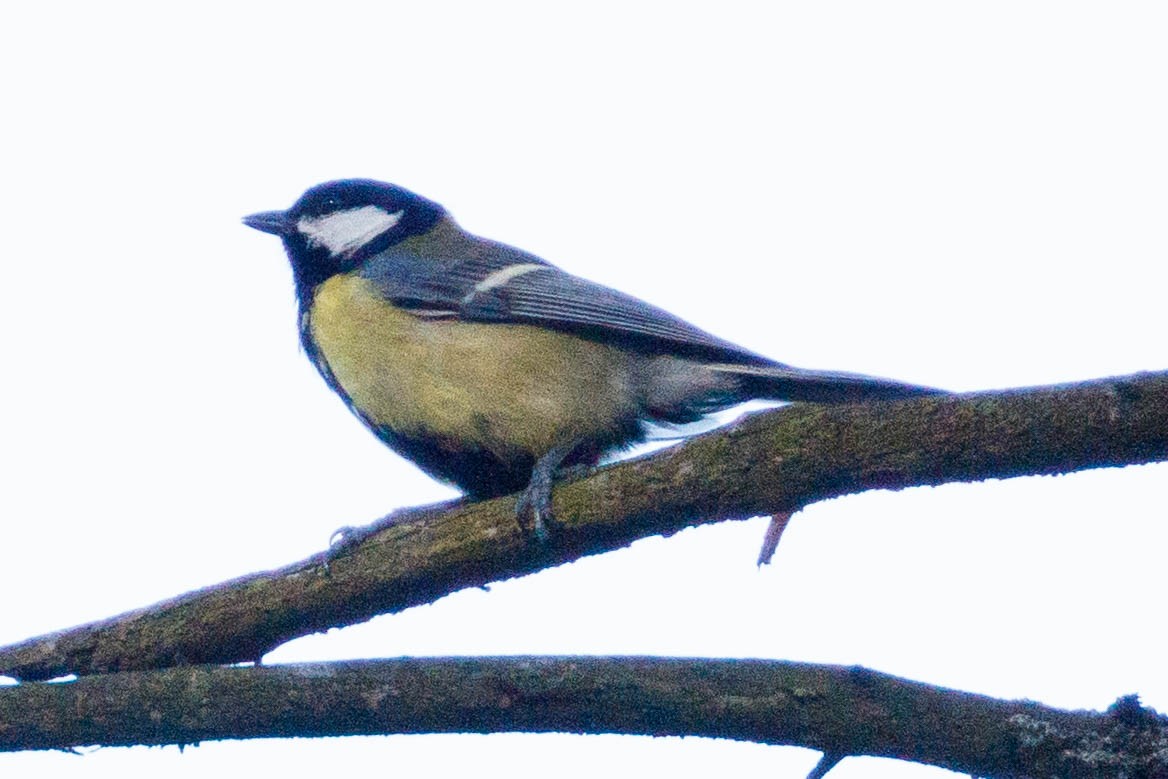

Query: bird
[[243, 179, 943, 537]]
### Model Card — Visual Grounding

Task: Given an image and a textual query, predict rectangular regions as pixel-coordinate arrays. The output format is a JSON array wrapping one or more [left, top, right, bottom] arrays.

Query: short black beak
[[242, 210, 295, 236]]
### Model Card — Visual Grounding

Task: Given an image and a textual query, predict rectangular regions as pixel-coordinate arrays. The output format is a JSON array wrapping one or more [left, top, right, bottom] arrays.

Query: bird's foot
[[328, 523, 378, 555], [514, 440, 581, 541], [320, 509, 422, 571], [515, 474, 556, 542]]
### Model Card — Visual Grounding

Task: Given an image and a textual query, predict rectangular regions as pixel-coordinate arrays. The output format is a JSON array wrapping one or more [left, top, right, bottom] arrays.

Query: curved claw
[[329, 525, 362, 548], [320, 525, 373, 572]]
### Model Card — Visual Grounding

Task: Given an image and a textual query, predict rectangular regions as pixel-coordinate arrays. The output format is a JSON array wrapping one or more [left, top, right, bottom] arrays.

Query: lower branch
[[2, 657, 1164, 778]]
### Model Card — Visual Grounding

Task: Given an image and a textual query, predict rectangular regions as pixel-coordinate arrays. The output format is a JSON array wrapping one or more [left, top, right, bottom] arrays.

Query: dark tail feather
[[716, 363, 946, 404]]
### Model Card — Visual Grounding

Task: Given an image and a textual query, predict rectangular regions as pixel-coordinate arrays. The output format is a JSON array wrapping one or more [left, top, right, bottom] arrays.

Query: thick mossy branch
[[1, 371, 1166, 682], [2, 657, 1166, 778]]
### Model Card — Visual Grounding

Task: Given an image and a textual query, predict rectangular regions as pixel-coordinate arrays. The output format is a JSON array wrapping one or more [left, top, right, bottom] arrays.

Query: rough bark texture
[[1, 372, 1165, 683], [2, 658, 1166, 778]]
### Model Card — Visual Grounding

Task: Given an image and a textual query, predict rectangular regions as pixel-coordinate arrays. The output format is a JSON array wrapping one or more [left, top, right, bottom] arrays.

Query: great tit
[[244, 179, 942, 535]]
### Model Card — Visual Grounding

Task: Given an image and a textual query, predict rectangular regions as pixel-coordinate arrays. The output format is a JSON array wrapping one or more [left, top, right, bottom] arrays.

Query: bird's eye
[[322, 197, 340, 210]]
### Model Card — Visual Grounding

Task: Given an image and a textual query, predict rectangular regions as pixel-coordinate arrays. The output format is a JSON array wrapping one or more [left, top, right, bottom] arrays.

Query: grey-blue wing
[[359, 238, 770, 363], [465, 264, 766, 361]]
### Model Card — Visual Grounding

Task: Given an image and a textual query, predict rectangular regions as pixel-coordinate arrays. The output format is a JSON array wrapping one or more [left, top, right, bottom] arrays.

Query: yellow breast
[[307, 273, 638, 459]]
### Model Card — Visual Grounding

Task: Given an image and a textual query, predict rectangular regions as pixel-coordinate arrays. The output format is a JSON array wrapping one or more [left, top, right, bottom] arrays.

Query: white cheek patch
[[297, 205, 405, 257]]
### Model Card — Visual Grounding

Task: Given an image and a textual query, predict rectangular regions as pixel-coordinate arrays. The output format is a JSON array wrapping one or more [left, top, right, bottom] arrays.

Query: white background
[[2, 3, 1165, 777]]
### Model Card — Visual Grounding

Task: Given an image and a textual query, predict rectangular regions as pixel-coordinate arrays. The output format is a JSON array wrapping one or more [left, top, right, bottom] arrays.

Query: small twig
[[805, 752, 845, 779], [757, 509, 795, 566]]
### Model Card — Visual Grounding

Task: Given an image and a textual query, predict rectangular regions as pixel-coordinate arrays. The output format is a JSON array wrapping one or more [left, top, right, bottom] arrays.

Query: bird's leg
[[515, 439, 581, 541]]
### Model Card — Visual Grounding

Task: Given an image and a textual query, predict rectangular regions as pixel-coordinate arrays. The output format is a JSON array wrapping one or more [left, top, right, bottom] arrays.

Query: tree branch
[[2, 371, 1166, 682], [2, 657, 1165, 778]]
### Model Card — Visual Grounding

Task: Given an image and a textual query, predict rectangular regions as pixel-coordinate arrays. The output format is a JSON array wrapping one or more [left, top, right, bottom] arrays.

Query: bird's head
[[244, 178, 446, 291]]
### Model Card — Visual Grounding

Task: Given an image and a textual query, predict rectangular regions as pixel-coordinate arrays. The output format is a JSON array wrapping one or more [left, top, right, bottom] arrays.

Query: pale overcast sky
[[2, 3, 1165, 777]]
